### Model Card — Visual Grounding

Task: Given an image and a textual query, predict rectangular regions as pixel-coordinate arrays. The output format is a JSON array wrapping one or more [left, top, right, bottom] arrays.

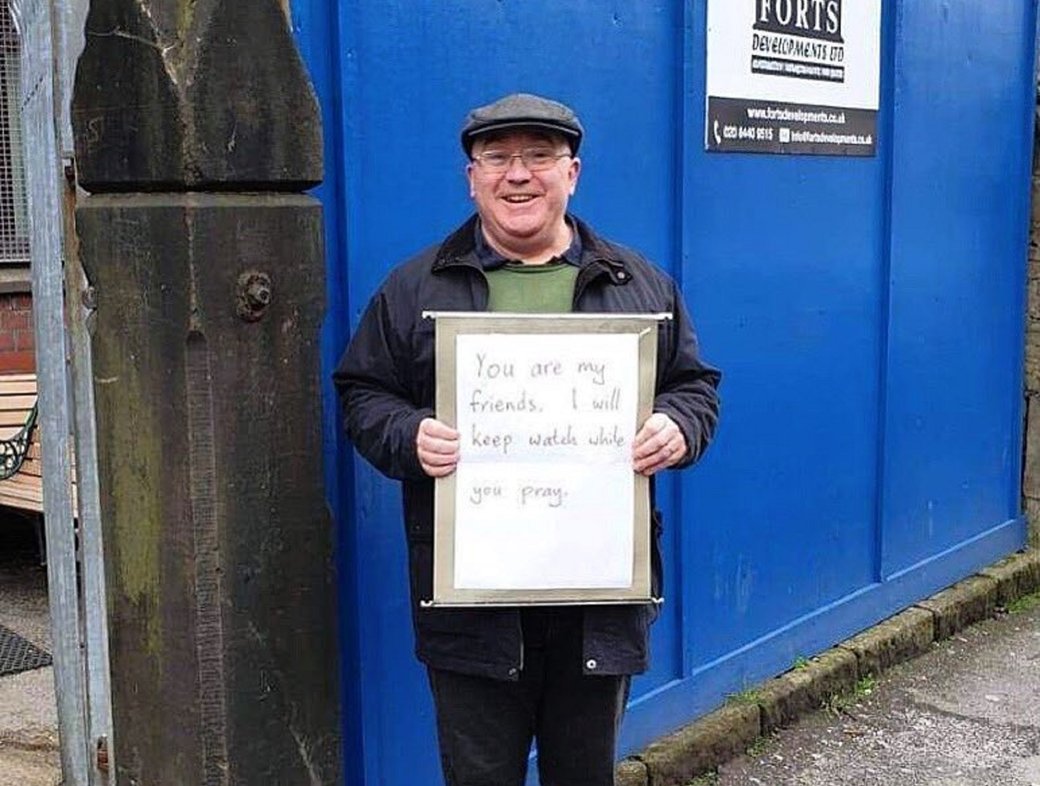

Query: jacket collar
[[431, 214, 626, 274], [472, 218, 584, 270]]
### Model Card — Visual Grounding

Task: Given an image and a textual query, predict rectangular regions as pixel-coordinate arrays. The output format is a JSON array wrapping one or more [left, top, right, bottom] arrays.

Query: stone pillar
[[71, 2, 341, 784], [1024, 130, 1040, 550]]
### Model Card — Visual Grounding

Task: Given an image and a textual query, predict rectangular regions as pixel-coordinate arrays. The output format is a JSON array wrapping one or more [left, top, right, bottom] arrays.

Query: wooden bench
[[0, 371, 78, 507], [0, 373, 44, 513]]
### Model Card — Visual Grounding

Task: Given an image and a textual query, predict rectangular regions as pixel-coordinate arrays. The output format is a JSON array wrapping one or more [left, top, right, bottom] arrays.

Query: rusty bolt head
[[247, 280, 272, 307], [237, 271, 273, 322]]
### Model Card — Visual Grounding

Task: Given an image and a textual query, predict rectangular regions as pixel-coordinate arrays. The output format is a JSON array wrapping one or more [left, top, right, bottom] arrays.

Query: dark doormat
[[0, 623, 52, 676]]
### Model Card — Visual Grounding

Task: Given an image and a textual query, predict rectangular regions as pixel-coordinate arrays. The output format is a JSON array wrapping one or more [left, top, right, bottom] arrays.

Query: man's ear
[[568, 157, 581, 195], [466, 162, 476, 198]]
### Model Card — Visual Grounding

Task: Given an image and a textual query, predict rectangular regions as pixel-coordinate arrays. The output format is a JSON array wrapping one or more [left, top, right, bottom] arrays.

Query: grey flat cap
[[461, 93, 584, 154]]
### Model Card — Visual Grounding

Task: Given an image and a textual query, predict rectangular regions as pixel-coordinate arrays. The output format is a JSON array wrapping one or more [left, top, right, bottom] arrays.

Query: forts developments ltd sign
[[706, 0, 879, 156], [753, 0, 843, 43]]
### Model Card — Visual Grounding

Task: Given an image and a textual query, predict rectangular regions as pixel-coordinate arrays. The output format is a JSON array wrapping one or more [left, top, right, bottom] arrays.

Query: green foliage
[[745, 734, 775, 758], [827, 673, 876, 713], [685, 772, 720, 786], [1007, 590, 1040, 614], [725, 687, 761, 706]]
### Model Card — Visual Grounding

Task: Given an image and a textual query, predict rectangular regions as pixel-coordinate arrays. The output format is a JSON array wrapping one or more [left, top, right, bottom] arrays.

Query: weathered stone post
[[70, 2, 341, 783], [1025, 131, 1040, 550]]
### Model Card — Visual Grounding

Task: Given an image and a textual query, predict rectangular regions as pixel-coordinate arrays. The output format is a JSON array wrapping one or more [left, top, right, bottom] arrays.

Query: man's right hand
[[416, 418, 460, 478]]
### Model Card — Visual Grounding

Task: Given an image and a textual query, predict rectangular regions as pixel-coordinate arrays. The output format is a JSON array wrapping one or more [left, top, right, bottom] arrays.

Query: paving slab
[[0, 745, 61, 786]]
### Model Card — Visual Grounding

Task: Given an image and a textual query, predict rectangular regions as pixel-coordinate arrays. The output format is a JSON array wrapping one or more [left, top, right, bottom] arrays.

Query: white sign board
[[706, 0, 882, 156], [430, 314, 662, 606]]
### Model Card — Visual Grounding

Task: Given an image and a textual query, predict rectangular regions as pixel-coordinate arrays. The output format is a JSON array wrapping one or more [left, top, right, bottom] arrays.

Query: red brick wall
[[0, 292, 34, 372]]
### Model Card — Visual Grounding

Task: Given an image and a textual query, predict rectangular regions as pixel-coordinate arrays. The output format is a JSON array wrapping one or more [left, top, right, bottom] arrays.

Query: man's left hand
[[632, 412, 687, 476]]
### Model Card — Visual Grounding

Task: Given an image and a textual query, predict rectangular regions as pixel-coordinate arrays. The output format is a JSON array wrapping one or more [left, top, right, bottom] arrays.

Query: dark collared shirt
[[472, 217, 584, 270]]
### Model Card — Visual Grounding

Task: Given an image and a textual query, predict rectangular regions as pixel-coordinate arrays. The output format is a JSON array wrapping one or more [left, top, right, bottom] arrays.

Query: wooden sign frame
[[428, 312, 666, 607]]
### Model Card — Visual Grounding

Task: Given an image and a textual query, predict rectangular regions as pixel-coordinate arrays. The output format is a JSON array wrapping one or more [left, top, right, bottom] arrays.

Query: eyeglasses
[[471, 148, 572, 172]]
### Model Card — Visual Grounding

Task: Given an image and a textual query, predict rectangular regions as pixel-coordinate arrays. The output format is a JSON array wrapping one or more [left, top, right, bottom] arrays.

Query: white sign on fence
[[706, 0, 882, 156]]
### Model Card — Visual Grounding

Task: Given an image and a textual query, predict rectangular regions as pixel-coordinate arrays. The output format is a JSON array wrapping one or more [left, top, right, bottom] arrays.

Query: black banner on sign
[[750, 56, 845, 84], [705, 96, 876, 156]]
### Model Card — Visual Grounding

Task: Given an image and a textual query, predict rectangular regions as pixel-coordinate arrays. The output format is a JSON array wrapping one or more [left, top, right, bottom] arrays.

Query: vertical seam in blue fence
[[873, 0, 900, 584], [677, 0, 703, 680]]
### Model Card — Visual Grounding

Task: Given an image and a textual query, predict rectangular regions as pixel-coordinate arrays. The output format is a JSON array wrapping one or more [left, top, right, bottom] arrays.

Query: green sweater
[[484, 260, 578, 314]]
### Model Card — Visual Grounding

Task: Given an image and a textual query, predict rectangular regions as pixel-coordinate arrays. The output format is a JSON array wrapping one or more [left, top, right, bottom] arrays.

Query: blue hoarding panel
[[293, 1, 1036, 784], [881, 0, 1034, 577], [682, 0, 884, 673], [288, 1, 364, 783]]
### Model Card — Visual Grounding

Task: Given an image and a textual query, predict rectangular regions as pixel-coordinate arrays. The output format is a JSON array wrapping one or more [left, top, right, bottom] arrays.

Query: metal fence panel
[[12, 0, 109, 783], [56, 1, 114, 780]]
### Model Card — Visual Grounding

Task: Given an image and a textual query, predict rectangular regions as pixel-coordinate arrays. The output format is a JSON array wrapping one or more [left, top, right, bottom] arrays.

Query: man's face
[[466, 130, 581, 256]]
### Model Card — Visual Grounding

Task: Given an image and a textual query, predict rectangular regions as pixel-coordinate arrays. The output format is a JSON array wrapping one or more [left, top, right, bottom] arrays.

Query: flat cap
[[461, 93, 584, 154]]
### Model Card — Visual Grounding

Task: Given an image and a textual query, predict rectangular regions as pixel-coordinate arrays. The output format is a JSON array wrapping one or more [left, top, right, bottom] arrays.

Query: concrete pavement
[[0, 516, 60, 786]]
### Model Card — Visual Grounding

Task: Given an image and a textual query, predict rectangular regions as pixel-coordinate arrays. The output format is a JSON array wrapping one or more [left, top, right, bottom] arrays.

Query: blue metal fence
[[291, 2, 1036, 784]]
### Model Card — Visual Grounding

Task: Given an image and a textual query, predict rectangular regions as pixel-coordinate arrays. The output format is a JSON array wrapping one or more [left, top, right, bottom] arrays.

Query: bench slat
[[0, 395, 37, 411], [0, 382, 37, 395], [0, 482, 44, 510], [0, 410, 34, 427], [0, 475, 77, 511], [2, 472, 41, 489], [16, 458, 42, 478], [0, 497, 43, 513]]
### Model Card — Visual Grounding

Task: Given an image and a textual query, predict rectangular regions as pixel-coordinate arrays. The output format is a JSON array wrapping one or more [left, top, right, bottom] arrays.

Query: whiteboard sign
[[430, 314, 662, 606]]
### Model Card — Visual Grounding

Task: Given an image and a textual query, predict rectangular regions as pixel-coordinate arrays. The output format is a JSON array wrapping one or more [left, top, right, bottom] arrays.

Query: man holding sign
[[335, 93, 720, 786]]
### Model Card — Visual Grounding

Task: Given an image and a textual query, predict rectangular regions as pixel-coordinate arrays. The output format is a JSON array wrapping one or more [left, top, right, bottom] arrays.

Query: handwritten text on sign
[[454, 332, 640, 590]]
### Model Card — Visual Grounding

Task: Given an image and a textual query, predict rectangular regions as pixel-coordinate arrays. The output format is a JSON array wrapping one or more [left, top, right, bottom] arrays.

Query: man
[[334, 93, 720, 786]]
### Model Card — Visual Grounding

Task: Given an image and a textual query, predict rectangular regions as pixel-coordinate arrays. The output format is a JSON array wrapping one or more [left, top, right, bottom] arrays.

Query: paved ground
[[0, 515, 60, 786], [709, 598, 1040, 786]]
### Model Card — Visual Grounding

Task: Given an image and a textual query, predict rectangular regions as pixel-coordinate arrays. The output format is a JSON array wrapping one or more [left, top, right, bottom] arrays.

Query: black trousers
[[426, 608, 631, 786]]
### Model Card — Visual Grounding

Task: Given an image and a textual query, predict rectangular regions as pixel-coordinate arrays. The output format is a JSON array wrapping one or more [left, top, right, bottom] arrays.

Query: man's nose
[[505, 155, 532, 180]]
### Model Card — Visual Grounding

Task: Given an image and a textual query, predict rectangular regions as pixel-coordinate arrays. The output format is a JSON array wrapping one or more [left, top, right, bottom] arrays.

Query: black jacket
[[334, 215, 720, 679]]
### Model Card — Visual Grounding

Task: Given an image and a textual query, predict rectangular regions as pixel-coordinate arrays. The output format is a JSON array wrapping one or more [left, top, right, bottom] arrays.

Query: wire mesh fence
[[0, 7, 27, 268]]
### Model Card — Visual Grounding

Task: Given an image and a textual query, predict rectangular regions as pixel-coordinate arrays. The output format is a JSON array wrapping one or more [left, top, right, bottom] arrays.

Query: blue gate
[[291, 2, 1036, 784]]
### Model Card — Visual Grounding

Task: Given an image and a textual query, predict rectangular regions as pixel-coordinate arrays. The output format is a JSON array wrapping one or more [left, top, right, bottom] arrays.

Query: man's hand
[[417, 418, 460, 478], [632, 412, 687, 477]]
